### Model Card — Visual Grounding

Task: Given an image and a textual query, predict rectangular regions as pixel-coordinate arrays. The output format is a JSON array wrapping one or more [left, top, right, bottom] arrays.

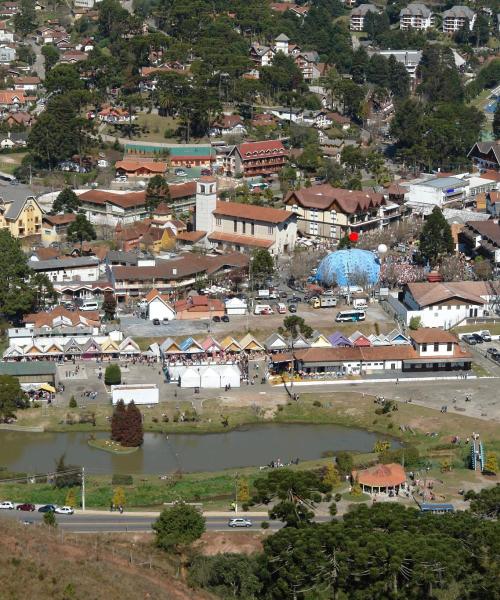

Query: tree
[[0, 375, 28, 422], [328, 501, 337, 517], [67, 214, 97, 249], [45, 64, 84, 95], [43, 511, 57, 527], [145, 175, 170, 212], [251, 249, 274, 281], [466, 485, 500, 518], [14, 0, 37, 35], [237, 477, 250, 504], [51, 188, 81, 214], [122, 401, 144, 447], [105, 364, 122, 385], [409, 316, 422, 330], [0, 230, 36, 321], [153, 503, 205, 554], [69, 395, 77, 408], [484, 452, 498, 475], [322, 463, 340, 488], [111, 399, 127, 443], [54, 454, 81, 489], [351, 477, 362, 496], [65, 488, 77, 507], [281, 315, 313, 340], [493, 104, 500, 139], [31, 273, 57, 311], [188, 554, 262, 598], [335, 451, 353, 476], [102, 291, 117, 321], [41, 44, 60, 72], [418, 207, 453, 266], [113, 486, 126, 507], [337, 234, 352, 250], [473, 257, 492, 281]]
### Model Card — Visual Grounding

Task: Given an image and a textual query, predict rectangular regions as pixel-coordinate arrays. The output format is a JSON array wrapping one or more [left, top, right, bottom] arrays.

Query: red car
[[16, 503, 35, 512]]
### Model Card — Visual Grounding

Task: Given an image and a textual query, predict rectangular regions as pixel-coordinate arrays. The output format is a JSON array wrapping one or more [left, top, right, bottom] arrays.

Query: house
[[0, 362, 57, 387], [375, 50, 422, 79], [406, 328, 472, 371], [406, 176, 469, 210], [74, 0, 96, 8], [168, 146, 215, 169], [225, 297, 247, 315], [0, 44, 15, 64], [389, 280, 500, 328], [468, 142, 500, 171], [264, 332, 288, 352], [225, 140, 288, 177], [399, 3, 433, 30], [0, 196, 43, 238], [0, 3, 19, 17], [174, 295, 225, 320], [0, 21, 14, 42], [60, 50, 88, 63], [23, 305, 100, 331], [29, 256, 100, 282], [6, 111, 34, 127], [145, 289, 176, 321], [41, 213, 77, 245], [486, 191, 500, 217], [294, 51, 322, 81], [328, 112, 351, 130], [114, 220, 175, 253], [194, 178, 297, 254], [114, 160, 168, 178], [12, 76, 41, 92], [442, 6, 476, 33], [460, 220, 500, 266], [350, 4, 379, 31], [97, 107, 131, 124], [77, 189, 148, 226], [0, 90, 24, 111], [210, 114, 247, 137], [284, 184, 398, 242], [0, 132, 27, 148]]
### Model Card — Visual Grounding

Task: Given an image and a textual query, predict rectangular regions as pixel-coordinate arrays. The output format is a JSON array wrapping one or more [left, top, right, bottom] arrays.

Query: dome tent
[[315, 249, 380, 288]]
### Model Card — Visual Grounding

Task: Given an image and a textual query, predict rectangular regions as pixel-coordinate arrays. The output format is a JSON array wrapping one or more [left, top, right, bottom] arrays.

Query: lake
[[0, 424, 400, 475]]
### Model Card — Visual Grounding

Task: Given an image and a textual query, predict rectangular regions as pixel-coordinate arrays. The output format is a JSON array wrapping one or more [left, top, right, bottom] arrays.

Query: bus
[[420, 503, 454, 514], [335, 310, 366, 322]]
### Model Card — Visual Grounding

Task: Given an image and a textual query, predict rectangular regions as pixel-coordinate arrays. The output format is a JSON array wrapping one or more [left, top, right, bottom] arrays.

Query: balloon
[[349, 232, 359, 243]]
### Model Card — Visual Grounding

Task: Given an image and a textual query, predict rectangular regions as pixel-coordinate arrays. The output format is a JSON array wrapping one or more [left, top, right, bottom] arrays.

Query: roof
[[4, 196, 40, 221], [0, 90, 26, 104], [177, 230, 207, 243], [443, 5, 475, 18], [409, 328, 459, 344], [213, 200, 293, 224], [464, 220, 500, 246], [29, 257, 100, 271], [175, 295, 224, 313], [237, 140, 287, 160], [78, 190, 146, 209], [23, 305, 100, 328], [415, 176, 466, 190], [480, 170, 500, 182], [468, 142, 500, 163], [352, 3, 378, 16], [34, 247, 60, 260], [168, 181, 196, 199], [353, 463, 406, 488], [208, 231, 274, 248], [405, 281, 500, 307], [0, 362, 56, 376], [115, 160, 167, 173], [400, 3, 431, 17], [275, 33, 290, 41], [286, 184, 385, 214], [43, 213, 77, 226]]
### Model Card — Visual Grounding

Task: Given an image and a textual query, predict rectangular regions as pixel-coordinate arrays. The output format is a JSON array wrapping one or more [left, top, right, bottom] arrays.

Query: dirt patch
[[196, 531, 265, 556]]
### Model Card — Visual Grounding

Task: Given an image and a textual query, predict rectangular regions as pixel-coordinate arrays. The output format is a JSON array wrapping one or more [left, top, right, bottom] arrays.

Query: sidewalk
[[275, 374, 494, 387], [78, 509, 268, 518]]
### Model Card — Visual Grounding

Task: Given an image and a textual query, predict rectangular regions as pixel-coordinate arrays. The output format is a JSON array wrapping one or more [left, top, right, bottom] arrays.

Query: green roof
[[169, 147, 214, 157], [0, 362, 56, 376], [125, 142, 214, 157]]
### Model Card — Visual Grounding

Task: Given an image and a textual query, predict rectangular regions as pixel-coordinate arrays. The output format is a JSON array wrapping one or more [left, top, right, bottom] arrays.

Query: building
[[174, 295, 225, 320], [0, 361, 57, 387], [194, 178, 297, 254], [0, 21, 14, 42], [284, 184, 398, 242], [114, 160, 167, 178], [399, 3, 433, 30], [460, 220, 500, 266], [77, 189, 148, 226], [486, 191, 500, 217], [350, 4, 379, 31], [12, 76, 41, 92], [388, 280, 500, 328], [210, 114, 247, 137], [468, 142, 500, 171], [442, 6, 476, 33], [29, 256, 100, 282], [376, 50, 422, 79], [23, 305, 100, 331], [145, 289, 176, 321], [0, 45, 16, 64], [226, 140, 288, 177], [41, 213, 76, 245], [352, 464, 407, 496], [406, 176, 469, 210], [0, 196, 43, 238]]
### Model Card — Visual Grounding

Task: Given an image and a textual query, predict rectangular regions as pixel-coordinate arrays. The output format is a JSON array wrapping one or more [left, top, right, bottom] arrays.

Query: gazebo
[[352, 463, 407, 496]]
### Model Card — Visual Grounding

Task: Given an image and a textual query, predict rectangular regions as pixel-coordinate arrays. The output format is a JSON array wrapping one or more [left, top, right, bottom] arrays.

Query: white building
[[29, 257, 100, 283], [442, 6, 476, 33], [225, 297, 247, 315], [111, 384, 159, 405], [407, 176, 468, 210], [350, 4, 379, 31], [399, 3, 433, 30], [377, 50, 422, 79], [145, 289, 176, 321]]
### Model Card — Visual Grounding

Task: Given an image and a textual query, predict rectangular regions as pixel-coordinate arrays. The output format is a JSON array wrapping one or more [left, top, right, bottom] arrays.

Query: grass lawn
[[87, 438, 139, 454], [452, 323, 500, 335], [134, 113, 181, 142], [0, 152, 27, 174]]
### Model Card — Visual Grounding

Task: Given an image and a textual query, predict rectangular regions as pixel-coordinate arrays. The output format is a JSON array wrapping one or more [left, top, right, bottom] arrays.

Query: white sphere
[[378, 244, 388, 255]]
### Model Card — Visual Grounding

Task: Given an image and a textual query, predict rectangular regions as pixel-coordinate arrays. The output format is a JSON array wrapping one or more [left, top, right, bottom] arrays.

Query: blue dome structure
[[315, 249, 380, 288]]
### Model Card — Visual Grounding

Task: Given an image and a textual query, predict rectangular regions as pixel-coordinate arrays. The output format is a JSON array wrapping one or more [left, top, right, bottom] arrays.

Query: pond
[[0, 424, 400, 475]]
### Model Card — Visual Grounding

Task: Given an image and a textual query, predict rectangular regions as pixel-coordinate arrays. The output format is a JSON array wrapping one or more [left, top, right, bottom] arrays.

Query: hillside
[[0, 519, 213, 600]]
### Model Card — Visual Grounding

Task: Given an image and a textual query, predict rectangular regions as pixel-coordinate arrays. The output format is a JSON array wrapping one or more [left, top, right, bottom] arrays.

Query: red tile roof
[[177, 230, 206, 242], [213, 200, 292, 224], [208, 231, 274, 248], [43, 213, 77, 226], [115, 160, 167, 174], [353, 463, 406, 488], [285, 184, 385, 214], [238, 140, 287, 160], [79, 190, 146, 209], [409, 328, 459, 344]]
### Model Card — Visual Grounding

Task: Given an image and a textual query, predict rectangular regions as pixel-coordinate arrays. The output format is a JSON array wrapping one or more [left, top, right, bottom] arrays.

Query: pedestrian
[[119, 505, 123, 514], [396, 378, 399, 385]]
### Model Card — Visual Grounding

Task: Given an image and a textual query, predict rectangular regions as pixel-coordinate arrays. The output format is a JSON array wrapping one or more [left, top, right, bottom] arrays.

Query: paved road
[[0, 509, 327, 533]]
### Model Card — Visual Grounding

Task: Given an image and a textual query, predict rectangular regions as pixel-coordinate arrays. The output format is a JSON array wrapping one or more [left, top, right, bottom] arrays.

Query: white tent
[[219, 365, 241, 388], [180, 367, 201, 388], [200, 366, 221, 388], [225, 297, 247, 315]]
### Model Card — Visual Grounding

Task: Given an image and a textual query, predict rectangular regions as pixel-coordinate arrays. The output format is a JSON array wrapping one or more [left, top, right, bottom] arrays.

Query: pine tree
[[351, 477, 362, 496], [122, 401, 144, 447], [419, 207, 454, 266], [111, 399, 127, 444], [322, 463, 340, 489]]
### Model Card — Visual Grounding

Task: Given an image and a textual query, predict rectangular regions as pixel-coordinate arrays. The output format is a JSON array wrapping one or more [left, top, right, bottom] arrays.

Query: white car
[[55, 506, 74, 515], [228, 517, 253, 528], [0, 501, 15, 509]]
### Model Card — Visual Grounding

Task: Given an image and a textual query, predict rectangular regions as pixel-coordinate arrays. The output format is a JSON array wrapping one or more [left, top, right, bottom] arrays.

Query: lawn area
[[452, 322, 500, 335], [87, 438, 139, 454], [134, 113, 181, 142], [0, 152, 27, 175]]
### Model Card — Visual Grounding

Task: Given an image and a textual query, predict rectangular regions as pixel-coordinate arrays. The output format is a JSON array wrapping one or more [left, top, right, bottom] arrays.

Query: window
[[447, 342, 452, 351], [216, 217, 221, 226], [233, 220, 237, 233], [268, 225, 273, 234], [422, 343, 427, 352], [251, 223, 254, 235], [242, 221, 246, 234], [434, 343, 439, 351]]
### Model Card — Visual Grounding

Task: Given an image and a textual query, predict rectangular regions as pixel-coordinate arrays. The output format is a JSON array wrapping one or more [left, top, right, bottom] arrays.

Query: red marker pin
[[349, 232, 359, 243]]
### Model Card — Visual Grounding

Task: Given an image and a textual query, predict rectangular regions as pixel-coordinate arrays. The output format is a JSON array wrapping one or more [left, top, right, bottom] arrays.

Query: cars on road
[[470, 334, 484, 344], [486, 347, 500, 360], [38, 504, 56, 513], [228, 517, 253, 528], [212, 315, 221, 322], [152, 318, 160, 325], [55, 506, 74, 515], [221, 315, 229, 322], [16, 503, 36, 512], [462, 335, 477, 345], [0, 501, 15, 509], [288, 304, 297, 313], [175, 169, 187, 177]]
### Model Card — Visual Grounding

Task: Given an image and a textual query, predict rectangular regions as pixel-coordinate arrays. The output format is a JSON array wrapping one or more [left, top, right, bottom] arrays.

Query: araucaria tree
[[418, 207, 454, 266], [111, 400, 144, 447]]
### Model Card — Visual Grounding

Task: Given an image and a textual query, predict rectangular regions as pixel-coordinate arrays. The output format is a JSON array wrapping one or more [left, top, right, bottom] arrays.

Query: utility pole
[[81, 466, 86, 511]]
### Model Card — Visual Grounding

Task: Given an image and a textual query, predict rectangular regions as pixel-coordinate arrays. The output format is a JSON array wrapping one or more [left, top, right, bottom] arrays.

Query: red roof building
[[228, 140, 288, 177], [352, 463, 407, 495]]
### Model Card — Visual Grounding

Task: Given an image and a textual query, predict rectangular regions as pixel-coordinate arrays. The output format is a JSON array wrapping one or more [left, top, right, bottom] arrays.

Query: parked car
[[152, 318, 160, 325], [16, 503, 35, 512], [55, 506, 74, 515], [480, 330, 492, 342], [486, 347, 499, 358], [279, 291, 288, 299], [201, 168, 212, 176], [0, 501, 15, 510], [288, 295, 302, 303], [212, 315, 221, 322], [462, 335, 477, 345], [470, 334, 484, 344], [38, 504, 56, 513], [228, 517, 252, 528], [175, 168, 187, 177], [162, 318, 169, 324], [221, 315, 229, 322], [288, 304, 297, 313]]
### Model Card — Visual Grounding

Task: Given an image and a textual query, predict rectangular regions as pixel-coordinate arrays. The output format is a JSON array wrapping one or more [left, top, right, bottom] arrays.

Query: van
[[80, 301, 99, 311], [312, 297, 337, 309], [277, 303, 287, 314], [254, 304, 273, 315], [352, 298, 368, 310]]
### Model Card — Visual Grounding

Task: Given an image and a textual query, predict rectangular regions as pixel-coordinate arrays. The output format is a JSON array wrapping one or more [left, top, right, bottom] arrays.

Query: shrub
[[312, 492, 322, 503], [313, 400, 322, 407], [329, 502, 337, 517], [112, 474, 133, 486], [69, 396, 77, 408], [324, 492, 332, 502], [43, 511, 57, 527], [105, 364, 121, 386], [409, 316, 421, 330], [261, 521, 270, 529], [334, 493, 342, 502], [336, 452, 353, 476]]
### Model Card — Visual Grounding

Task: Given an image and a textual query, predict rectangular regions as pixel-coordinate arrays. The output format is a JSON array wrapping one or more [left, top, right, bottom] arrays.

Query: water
[[0, 424, 399, 475]]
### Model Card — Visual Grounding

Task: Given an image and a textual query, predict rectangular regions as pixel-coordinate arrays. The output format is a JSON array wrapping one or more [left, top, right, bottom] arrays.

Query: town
[[0, 0, 499, 597]]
